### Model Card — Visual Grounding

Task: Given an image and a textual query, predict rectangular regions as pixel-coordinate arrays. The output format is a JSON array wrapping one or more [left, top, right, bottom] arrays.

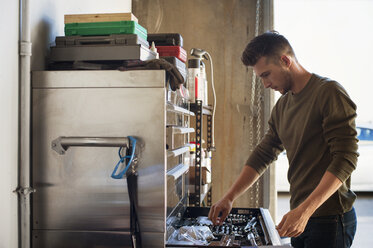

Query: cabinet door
[[32, 83, 166, 247]]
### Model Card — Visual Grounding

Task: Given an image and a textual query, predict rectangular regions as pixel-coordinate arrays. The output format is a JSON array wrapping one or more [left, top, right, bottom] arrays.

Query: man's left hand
[[276, 207, 311, 237]]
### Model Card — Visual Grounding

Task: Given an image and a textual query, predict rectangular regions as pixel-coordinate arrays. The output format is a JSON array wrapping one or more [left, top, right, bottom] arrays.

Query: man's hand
[[208, 165, 260, 225], [276, 206, 311, 237], [276, 171, 343, 237], [208, 197, 233, 225]]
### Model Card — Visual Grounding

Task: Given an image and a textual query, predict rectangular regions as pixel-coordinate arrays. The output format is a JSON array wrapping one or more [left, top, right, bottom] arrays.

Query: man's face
[[253, 56, 293, 95]]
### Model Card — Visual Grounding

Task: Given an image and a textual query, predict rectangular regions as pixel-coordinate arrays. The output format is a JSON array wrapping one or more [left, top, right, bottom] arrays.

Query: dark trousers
[[291, 207, 357, 248]]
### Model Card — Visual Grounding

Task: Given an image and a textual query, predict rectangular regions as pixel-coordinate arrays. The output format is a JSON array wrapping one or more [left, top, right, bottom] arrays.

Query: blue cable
[[111, 136, 137, 179]]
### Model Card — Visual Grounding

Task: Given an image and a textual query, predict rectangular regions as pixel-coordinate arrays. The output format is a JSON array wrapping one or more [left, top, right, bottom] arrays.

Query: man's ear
[[280, 55, 292, 68]]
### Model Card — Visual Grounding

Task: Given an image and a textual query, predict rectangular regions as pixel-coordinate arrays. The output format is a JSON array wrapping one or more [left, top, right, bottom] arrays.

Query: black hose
[[127, 172, 142, 248]]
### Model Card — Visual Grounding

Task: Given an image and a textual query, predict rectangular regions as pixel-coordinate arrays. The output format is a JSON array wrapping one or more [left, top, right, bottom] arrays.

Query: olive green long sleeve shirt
[[246, 73, 358, 216]]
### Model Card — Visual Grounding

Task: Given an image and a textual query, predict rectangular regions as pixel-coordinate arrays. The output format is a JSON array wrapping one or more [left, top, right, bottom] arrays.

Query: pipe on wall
[[17, 0, 33, 247]]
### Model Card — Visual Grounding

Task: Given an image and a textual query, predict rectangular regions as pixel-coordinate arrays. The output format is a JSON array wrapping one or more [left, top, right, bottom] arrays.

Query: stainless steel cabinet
[[31, 70, 191, 247]]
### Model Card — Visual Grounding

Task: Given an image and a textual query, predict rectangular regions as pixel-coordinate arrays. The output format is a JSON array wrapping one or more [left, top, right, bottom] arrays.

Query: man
[[208, 31, 358, 248]]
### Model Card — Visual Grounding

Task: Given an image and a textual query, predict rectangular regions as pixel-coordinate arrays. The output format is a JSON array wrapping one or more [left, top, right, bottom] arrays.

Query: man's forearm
[[209, 165, 261, 224], [276, 170, 343, 237], [223, 165, 260, 202], [298, 170, 343, 216]]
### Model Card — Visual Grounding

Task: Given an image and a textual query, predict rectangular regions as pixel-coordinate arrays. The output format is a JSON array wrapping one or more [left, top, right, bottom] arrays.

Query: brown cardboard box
[[64, 13, 138, 24]]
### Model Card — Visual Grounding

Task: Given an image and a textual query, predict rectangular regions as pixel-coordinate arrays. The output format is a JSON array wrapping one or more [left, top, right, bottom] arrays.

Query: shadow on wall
[[132, 0, 165, 33], [31, 17, 54, 71]]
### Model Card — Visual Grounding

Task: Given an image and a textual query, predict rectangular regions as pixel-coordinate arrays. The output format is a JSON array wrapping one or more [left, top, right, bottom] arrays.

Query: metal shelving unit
[[189, 100, 213, 207]]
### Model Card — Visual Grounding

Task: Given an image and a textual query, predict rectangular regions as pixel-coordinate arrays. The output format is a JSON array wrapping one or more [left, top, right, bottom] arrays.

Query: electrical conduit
[[18, 0, 33, 247]]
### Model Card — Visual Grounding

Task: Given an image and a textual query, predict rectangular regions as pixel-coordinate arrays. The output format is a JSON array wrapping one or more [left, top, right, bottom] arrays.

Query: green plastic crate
[[65, 21, 147, 40]]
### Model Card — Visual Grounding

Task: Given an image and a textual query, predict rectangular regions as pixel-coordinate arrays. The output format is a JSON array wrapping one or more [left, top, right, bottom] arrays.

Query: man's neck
[[290, 63, 312, 94]]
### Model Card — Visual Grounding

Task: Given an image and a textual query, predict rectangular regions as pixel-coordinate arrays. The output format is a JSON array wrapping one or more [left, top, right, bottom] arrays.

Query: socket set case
[[50, 44, 156, 62], [166, 207, 282, 247], [163, 56, 187, 82], [54, 34, 149, 48], [156, 46, 187, 63], [148, 33, 184, 47], [65, 21, 147, 40]]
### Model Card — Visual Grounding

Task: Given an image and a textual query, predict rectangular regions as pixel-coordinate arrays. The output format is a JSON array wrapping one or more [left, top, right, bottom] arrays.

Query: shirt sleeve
[[246, 110, 284, 175], [320, 82, 359, 182]]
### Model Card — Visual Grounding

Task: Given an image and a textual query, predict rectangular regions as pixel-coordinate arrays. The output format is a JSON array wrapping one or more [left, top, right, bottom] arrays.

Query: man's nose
[[262, 80, 271, 88]]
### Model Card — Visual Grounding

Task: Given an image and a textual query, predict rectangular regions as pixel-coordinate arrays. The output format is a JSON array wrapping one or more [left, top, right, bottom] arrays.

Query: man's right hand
[[208, 165, 260, 225], [208, 197, 233, 225]]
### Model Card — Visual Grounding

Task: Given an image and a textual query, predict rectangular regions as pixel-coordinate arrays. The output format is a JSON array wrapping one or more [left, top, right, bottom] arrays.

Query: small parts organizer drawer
[[166, 126, 194, 150]]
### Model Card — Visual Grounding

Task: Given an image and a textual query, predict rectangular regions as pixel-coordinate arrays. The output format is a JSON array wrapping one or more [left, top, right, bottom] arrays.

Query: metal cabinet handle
[[259, 208, 282, 245], [167, 163, 189, 180], [167, 102, 195, 116], [51, 136, 129, 155], [172, 127, 195, 134], [167, 143, 195, 157]]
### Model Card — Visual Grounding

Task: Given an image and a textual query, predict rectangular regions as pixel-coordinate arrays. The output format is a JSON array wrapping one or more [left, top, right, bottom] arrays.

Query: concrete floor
[[277, 192, 373, 248]]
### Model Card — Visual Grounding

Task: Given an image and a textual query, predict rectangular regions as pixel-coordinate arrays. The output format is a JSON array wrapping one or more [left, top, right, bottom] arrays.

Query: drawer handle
[[167, 145, 191, 157], [167, 163, 189, 180], [51, 136, 130, 155], [172, 127, 195, 134], [167, 103, 195, 116]]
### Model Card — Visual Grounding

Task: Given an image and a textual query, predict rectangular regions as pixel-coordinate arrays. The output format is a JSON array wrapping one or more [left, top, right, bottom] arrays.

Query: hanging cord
[[127, 171, 142, 248], [255, 0, 261, 36], [205, 52, 217, 151], [111, 136, 142, 248], [111, 136, 137, 179], [249, 0, 261, 208], [254, 0, 262, 208], [249, 0, 261, 152]]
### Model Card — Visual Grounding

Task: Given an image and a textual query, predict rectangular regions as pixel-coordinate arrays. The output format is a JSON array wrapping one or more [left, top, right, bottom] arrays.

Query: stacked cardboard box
[[49, 13, 156, 66]]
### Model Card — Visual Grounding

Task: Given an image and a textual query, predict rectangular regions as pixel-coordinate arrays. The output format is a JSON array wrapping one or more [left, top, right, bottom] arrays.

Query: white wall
[[30, 0, 132, 70], [0, 0, 19, 247], [0, 1, 131, 247], [274, 0, 373, 124]]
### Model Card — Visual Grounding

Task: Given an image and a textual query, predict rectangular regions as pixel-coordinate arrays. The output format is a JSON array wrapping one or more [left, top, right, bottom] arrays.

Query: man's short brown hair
[[241, 31, 296, 66]]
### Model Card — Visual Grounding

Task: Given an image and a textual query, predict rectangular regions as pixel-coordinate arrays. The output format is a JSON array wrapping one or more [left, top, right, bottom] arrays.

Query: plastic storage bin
[[65, 21, 147, 40], [156, 46, 187, 63]]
